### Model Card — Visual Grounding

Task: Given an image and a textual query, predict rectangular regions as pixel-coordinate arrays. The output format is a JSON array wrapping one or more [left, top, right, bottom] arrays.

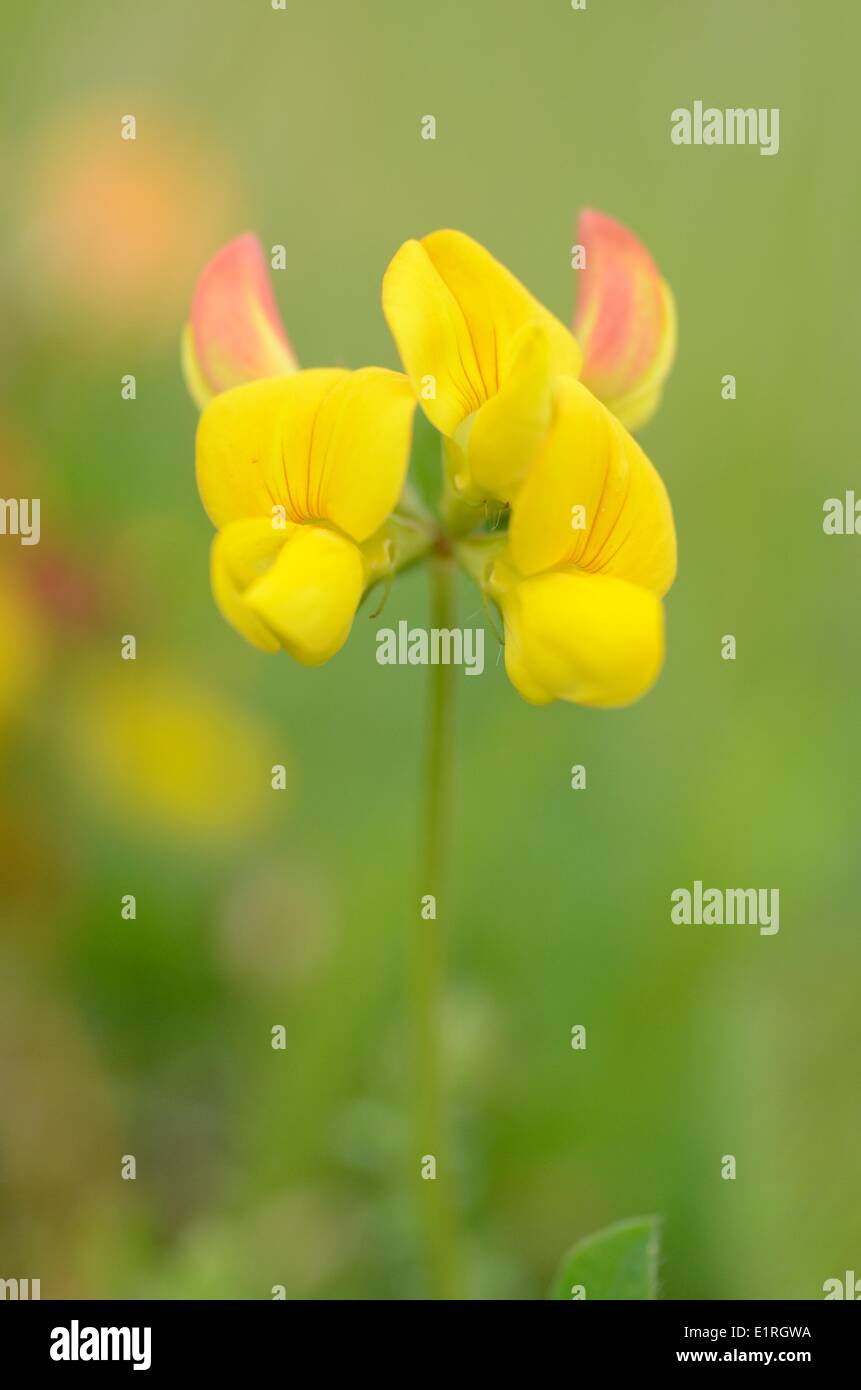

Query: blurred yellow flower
[[69, 668, 274, 841]]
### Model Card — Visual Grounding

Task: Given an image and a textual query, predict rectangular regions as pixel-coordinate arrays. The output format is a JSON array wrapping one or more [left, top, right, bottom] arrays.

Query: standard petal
[[494, 564, 665, 708], [383, 230, 580, 437], [184, 233, 298, 408], [243, 524, 366, 666], [195, 369, 348, 528], [382, 238, 485, 436], [306, 367, 417, 541], [573, 210, 676, 432], [196, 367, 414, 541], [509, 377, 677, 598]]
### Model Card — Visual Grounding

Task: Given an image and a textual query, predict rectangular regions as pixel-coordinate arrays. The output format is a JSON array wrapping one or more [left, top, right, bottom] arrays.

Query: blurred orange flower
[[17, 98, 238, 343]]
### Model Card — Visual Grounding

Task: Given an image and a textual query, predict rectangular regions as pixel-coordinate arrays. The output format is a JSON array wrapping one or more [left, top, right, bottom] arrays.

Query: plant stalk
[[412, 547, 462, 1299]]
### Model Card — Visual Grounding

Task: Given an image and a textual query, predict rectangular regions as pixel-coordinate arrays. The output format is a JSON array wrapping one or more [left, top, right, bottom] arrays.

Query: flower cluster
[[183, 212, 677, 707]]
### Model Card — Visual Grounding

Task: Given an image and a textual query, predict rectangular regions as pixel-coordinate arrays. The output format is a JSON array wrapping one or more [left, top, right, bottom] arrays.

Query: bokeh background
[[1, 0, 859, 1299]]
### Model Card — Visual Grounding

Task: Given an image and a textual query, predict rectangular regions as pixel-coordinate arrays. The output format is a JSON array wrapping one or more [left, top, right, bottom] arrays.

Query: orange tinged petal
[[184, 233, 298, 408], [573, 210, 676, 432]]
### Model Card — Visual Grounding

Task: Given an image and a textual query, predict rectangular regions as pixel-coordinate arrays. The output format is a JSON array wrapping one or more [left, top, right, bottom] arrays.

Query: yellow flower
[[383, 217, 676, 512], [473, 377, 676, 707], [383, 229, 581, 510], [185, 236, 427, 663], [382, 218, 678, 707], [197, 369, 419, 662], [186, 215, 679, 703]]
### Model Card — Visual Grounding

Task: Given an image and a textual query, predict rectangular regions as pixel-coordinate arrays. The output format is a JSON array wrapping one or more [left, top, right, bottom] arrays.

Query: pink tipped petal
[[573, 210, 676, 432], [185, 233, 298, 406]]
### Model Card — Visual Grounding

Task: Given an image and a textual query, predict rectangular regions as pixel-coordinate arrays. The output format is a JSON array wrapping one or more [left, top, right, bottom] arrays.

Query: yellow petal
[[183, 233, 298, 409], [461, 323, 554, 503], [509, 377, 676, 598], [196, 367, 414, 541], [196, 370, 346, 529], [243, 524, 366, 666], [573, 209, 676, 432], [493, 562, 665, 708], [306, 368, 417, 541], [383, 229, 581, 438], [211, 517, 292, 652]]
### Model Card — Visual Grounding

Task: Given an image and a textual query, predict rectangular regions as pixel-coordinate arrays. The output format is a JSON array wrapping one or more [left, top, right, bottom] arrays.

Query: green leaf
[[548, 1216, 660, 1300]]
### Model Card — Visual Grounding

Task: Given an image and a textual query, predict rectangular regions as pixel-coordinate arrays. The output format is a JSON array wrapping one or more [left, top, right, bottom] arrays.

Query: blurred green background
[[1, 0, 859, 1299]]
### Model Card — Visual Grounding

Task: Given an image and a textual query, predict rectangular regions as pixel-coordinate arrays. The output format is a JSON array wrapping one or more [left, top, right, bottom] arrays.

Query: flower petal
[[196, 367, 415, 541], [184, 233, 298, 408], [494, 563, 665, 708], [243, 524, 365, 666], [306, 367, 417, 541], [211, 517, 292, 653], [460, 323, 554, 503], [196, 370, 347, 529], [383, 229, 580, 437], [509, 377, 676, 598], [573, 210, 676, 432]]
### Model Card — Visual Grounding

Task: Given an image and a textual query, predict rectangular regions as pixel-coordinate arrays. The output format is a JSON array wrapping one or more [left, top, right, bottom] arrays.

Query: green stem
[[412, 549, 462, 1299]]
